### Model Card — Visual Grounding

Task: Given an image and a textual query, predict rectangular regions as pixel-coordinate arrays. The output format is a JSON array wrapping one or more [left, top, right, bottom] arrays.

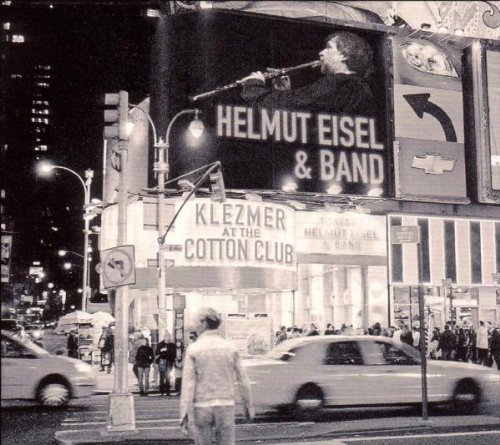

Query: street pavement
[[54, 365, 500, 445]]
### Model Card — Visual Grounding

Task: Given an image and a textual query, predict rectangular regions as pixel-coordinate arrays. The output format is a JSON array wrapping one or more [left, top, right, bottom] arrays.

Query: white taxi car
[[1, 330, 97, 406], [243, 335, 499, 418]]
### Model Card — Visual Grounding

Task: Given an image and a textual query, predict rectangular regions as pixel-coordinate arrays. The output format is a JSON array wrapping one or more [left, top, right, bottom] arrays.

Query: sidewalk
[[94, 364, 141, 394]]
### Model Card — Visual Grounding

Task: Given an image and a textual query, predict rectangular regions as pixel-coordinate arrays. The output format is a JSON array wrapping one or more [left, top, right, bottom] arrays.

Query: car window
[[1, 336, 35, 358], [323, 341, 363, 365], [377, 342, 419, 365]]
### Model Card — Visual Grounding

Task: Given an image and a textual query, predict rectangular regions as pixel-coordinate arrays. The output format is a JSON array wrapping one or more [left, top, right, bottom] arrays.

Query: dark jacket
[[400, 331, 413, 346], [490, 329, 500, 355], [67, 333, 78, 350], [438, 330, 456, 351], [102, 333, 114, 353], [242, 73, 375, 116], [135, 345, 154, 368], [155, 341, 176, 364]]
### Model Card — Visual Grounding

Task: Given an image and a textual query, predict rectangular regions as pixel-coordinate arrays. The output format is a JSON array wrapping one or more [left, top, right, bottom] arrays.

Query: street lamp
[[129, 104, 204, 331], [37, 161, 94, 312]]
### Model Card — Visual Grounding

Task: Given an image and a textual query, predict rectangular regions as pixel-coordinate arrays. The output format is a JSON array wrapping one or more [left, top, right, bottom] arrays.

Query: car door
[[1, 334, 39, 400], [318, 340, 369, 406], [358, 339, 422, 404]]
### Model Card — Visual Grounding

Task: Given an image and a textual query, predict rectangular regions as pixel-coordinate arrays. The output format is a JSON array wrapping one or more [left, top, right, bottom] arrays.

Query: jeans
[[137, 366, 150, 394], [158, 362, 172, 395], [193, 405, 235, 445]]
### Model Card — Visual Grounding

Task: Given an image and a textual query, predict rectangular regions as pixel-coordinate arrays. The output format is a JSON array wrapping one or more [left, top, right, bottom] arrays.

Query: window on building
[[444, 220, 457, 283], [10, 74, 22, 79], [470, 221, 482, 284], [12, 34, 25, 43], [3, 22, 10, 30]]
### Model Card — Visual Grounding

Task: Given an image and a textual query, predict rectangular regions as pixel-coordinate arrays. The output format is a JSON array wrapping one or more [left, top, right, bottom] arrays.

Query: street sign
[[390, 225, 420, 244], [101, 245, 136, 289]]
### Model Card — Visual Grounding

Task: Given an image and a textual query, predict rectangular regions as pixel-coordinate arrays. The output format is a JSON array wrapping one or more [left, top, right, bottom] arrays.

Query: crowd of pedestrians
[[273, 320, 500, 369]]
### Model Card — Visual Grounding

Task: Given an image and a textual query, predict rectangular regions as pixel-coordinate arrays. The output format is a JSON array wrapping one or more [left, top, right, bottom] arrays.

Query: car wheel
[[38, 382, 70, 407], [451, 379, 480, 414], [294, 384, 324, 420]]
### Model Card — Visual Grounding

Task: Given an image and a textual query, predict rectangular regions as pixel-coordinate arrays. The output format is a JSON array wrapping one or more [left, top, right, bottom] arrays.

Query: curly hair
[[325, 30, 374, 79]]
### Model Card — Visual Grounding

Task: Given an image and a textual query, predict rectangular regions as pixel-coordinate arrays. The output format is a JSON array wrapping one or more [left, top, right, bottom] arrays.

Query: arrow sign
[[404, 93, 457, 143]]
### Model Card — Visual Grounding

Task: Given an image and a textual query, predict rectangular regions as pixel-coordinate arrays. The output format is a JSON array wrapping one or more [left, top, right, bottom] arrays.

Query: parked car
[[1, 330, 97, 406], [242, 335, 499, 418]]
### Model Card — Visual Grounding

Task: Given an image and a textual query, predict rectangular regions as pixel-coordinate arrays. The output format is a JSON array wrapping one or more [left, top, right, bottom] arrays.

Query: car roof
[[275, 335, 394, 349]]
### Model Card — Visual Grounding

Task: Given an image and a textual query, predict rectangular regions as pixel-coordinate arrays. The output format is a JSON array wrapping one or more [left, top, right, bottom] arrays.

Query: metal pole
[[82, 181, 90, 312], [107, 137, 136, 432], [417, 241, 429, 421], [156, 138, 168, 328]]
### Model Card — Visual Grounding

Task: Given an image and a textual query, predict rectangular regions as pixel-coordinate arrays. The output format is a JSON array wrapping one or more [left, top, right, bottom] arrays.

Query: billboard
[[152, 10, 391, 197]]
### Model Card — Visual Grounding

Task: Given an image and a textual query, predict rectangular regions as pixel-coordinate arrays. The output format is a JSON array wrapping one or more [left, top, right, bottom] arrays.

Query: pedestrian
[[102, 326, 115, 373], [476, 321, 489, 365], [324, 323, 334, 335], [437, 324, 456, 360], [274, 326, 287, 346], [129, 332, 142, 382], [67, 329, 79, 359], [307, 323, 319, 336], [135, 337, 155, 396], [412, 326, 421, 349], [489, 326, 500, 370], [156, 331, 176, 396], [455, 328, 468, 362], [400, 325, 413, 346], [97, 326, 108, 371], [393, 324, 402, 344], [179, 307, 254, 444]]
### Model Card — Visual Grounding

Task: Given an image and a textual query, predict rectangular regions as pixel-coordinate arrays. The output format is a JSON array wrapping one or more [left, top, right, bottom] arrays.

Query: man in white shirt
[[180, 308, 254, 444], [412, 326, 421, 349]]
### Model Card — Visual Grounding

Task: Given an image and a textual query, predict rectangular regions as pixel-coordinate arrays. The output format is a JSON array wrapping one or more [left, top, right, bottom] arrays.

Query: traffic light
[[103, 90, 129, 140], [209, 169, 226, 203]]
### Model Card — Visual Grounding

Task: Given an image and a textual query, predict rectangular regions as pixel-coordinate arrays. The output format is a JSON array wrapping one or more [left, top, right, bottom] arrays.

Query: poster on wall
[[222, 313, 272, 358], [152, 10, 391, 197]]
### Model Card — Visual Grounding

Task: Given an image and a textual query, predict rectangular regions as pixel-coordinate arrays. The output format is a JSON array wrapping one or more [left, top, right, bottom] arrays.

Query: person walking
[[101, 326, 115, 373], [438, 324, 456, 360], [97, 326, 108, 371], [400, 325, 413, 346], [179, 307, 254, 444], [156, 331, 176, 396], [135, 337, 155, 396], [67, 329, 79, 359], [412, 326, 421, 350], [476, 321, 489, 365], [489, 326, 500, 370], [129, 332, 142, 382]]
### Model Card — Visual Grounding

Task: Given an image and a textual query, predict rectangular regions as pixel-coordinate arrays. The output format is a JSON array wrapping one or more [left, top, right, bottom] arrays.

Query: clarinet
[[189, 60, 321, 102]]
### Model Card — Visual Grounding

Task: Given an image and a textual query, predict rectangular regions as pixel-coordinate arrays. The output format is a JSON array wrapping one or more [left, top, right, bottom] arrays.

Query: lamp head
[[58, 249, 67, 257], [37, 161, 55, 176], [63, 262, 72, 270], [188, 110, 204, 139]]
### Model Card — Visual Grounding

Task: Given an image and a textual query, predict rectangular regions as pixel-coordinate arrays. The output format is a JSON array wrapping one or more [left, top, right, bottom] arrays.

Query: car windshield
[[6, 332, 47, 356]]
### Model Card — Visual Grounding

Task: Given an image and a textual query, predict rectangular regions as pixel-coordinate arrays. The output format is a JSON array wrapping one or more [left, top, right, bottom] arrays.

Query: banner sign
[[153, 10, 390, 197], [165, 199, 295, 271], [223, 313, 272, 357], [296, 212, 387, 257]]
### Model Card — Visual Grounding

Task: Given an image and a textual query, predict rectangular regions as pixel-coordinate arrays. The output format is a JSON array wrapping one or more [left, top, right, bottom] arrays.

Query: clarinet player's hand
[[266, 67, 291, 90], [239, 71, 265, 85]]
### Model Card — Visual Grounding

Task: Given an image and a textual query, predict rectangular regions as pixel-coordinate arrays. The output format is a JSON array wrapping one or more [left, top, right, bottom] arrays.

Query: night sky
[[2, 1, 156, 299]]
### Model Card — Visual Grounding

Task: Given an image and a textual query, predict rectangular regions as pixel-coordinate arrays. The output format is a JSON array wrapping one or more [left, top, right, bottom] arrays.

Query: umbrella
[[90, 311, 114, 329], [55, 310, 94, 334]]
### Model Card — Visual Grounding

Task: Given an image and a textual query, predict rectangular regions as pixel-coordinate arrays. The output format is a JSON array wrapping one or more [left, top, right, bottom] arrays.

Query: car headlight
[[401, 41, 458, 77], [74, 362, 93, 373]]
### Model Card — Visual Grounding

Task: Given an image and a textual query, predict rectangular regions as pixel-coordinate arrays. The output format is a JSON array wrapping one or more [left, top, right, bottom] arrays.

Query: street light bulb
[[37, 161, 55, 176], [63, 262, 72, 270], [58, 249, 67, 257], [188, 117, 204, 139], [48, 282, 54, 289]]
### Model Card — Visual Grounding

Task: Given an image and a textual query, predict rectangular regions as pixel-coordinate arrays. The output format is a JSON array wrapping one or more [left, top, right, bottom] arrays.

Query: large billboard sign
[[152, 10, 391, 197]]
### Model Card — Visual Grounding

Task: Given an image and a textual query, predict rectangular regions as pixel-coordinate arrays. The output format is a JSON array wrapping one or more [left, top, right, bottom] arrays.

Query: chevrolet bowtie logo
[[411, 153, 456, 174]]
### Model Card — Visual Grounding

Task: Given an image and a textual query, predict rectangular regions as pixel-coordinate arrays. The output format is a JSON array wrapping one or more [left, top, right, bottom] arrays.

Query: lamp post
[[130, 104, 203, 333], [155, 109, 203, 323], [38, 163, 93, 312]]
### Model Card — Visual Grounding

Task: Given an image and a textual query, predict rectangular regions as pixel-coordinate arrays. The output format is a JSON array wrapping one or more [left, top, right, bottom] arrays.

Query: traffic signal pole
[[105, 91, 136, 433]]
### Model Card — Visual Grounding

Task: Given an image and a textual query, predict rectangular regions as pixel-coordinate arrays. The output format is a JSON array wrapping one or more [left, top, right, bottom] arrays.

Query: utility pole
[[104, 90, 136, 433]]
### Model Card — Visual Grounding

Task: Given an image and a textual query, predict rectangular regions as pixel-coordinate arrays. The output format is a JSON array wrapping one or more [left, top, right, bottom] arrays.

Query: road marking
[[342, 429, 500, 442], [61, 418, 179, 426]]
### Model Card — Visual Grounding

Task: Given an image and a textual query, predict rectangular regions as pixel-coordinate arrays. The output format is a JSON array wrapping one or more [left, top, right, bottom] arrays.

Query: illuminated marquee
[[166, 199, 296, 271]]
